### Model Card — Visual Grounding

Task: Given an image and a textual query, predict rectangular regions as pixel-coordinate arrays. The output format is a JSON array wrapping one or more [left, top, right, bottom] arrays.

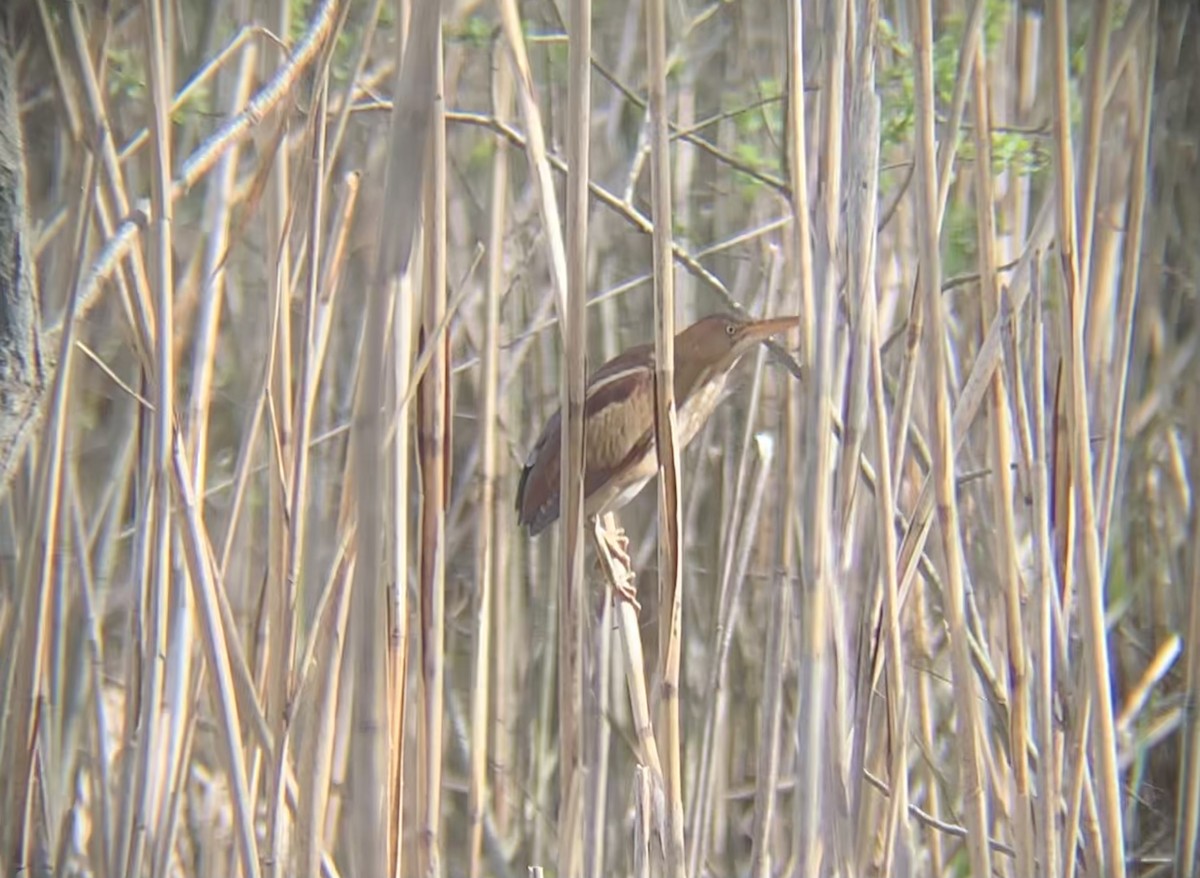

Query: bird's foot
[[593, 517, 640, 611], [606, 525, 631, 568]]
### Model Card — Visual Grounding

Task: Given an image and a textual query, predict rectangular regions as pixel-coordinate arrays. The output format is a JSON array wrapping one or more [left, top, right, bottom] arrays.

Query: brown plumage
[[515, 312, 800, 535]]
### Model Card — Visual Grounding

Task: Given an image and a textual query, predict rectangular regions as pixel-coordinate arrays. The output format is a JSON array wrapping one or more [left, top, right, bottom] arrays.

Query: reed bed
[[0, 1, 1196, 876]]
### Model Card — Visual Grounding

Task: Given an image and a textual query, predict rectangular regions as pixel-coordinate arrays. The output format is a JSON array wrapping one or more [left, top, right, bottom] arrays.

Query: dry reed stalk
[[794, 1, 844, 874], [835, 0, 879, 552], [185, 39, 258, 491], [263, 4, 297, 864], [1048, 1, 1127, 874], [1005, 249, 1062, 877], [841, 8, 882, 861], [747, 436, 786, 878], [299, 544, 355, 878], [357, 2, 441, 875], [265, 26, 341, 874], [168, 435, 261, 878], [468, 33, 512, 878], [969, 35, 1036, 877], [686, 290, 784, 875], [586, 593, 615, 878], [496, 0, 568, 318], [67, 487, 115, 878], [126, 3, 176, 876], [912, 2, 992, 876], [844, 65, 912, 870], [1097, 3, 1156, 569], [559, 0, 592, 874], [888, 0, 979, 509], [593, 514, 664, 789], [290, 169, 361, 878], [488, 71, 518, 852], [783, 4, 816, 866], [416, 35, 450, 878], [643, 0, 686, 874], [934, 0, 986, 225], [863, 116, 913, 871]]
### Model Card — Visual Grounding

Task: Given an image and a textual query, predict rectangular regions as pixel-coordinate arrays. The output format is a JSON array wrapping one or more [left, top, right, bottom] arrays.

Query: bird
[[514, 311, 800, 545]]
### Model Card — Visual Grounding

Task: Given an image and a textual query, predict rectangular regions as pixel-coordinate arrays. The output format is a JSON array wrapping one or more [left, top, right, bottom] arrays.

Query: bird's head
[[675, 311, 801, 393]]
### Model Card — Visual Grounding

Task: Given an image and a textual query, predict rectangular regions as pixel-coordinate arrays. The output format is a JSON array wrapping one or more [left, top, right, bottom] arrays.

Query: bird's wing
[[581, 358, 655, 498], [516, 346, 657, 534]]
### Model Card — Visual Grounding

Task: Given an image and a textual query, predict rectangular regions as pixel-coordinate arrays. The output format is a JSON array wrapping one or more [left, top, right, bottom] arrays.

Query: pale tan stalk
[[1048, 2, 1127, 874], [127, 4, 174, 875], [744, 434, 785, 878], [593, 515, 664, 788], [1076, 0, 1114, 306], [835, 0, 879, 552], [496, 0, 569, 319], [1010, 254, 1062, 878], [933, 0, 986, 223], [469, 36, 512, 878], [557, 1, 592, 875], [416, 37, 450, 878], [687, 293, 784, 877], [841, 6, 881, 851], [795, 1, 843, 874], [264, 0, 297, 862], [644, 0, 685, 873], [68, 489, 113, 878], [586, 597, 614, 878], [912, 1, 991, 875], [970, 38, 1035, 877], [300, 550, 355, 878], [888, 0, 983, 497], [269, 42, 336, 876], [388, 273, 413, 878], [168, 435, 262, 878], [357, 2, 441, 875], [1097, 4, 1156, 562], [1010, 10, 1040, 256], [864, 149, 911, 873], [186, 40, 257, 491], [488, 56, 517, 844], [1062, 692, 1092, 878]]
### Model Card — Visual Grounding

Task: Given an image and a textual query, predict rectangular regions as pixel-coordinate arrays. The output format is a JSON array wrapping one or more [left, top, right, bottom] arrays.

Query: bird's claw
[[592, 521, 639, 611], [604, 528, 639, 610], [607, 526, 631, 566], [613, 578, 640, 612]]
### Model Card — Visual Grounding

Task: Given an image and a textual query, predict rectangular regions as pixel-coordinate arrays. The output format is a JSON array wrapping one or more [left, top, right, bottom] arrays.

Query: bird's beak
[[739, 315, 801, 346]]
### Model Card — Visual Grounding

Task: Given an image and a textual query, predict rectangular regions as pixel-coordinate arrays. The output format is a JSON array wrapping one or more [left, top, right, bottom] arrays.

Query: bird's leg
[[591, 513, 639, 610]]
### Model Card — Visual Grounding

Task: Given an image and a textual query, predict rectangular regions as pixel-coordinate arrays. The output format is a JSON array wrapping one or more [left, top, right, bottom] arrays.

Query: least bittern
[[515, 311, 799, 593]]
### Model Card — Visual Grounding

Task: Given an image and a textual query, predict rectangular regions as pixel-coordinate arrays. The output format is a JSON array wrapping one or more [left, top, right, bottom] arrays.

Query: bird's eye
[[725, 323, 736, 336]]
